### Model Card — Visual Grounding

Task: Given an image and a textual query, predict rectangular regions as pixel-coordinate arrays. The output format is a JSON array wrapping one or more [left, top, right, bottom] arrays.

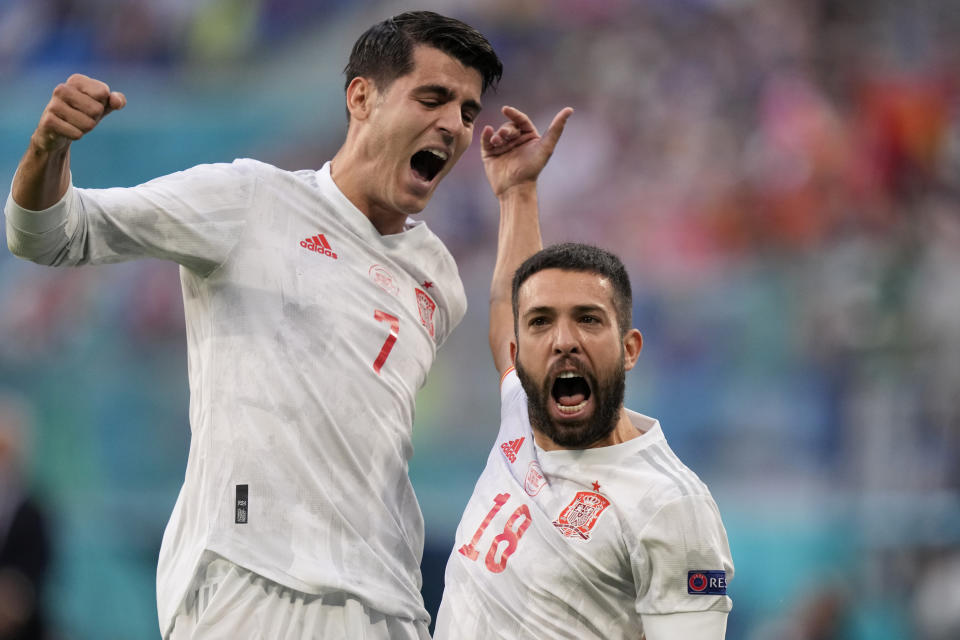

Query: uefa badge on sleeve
[[687, 570, 727, 595]]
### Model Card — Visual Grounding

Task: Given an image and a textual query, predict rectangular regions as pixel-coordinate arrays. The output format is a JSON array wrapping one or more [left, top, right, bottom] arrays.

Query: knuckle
[[39, 112, 59, 129]]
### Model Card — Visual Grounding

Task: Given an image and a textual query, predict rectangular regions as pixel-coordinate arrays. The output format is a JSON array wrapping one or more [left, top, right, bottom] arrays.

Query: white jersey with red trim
[[5, 160, 467, 634], [435, 369, 733, 639]]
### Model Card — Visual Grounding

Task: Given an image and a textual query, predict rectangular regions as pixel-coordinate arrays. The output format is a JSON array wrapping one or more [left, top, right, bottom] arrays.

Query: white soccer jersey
[[435, 370, 733, 639], [5, 160, 467, 635]]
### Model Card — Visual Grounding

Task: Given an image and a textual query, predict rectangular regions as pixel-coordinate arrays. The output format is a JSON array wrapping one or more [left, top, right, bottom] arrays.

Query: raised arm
[[12, 74, 126, 211], [481, 106, 572, 376]]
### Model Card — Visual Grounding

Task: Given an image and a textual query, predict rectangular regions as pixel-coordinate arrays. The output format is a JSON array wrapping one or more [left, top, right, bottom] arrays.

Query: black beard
[[515, 352, 625, 449]]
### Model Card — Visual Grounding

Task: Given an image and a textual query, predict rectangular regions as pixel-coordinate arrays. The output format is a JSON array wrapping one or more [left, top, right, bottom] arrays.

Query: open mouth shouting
[[516, 355, 625, 449], [410, 147, 449, 186], [550, 370, 594, 419]]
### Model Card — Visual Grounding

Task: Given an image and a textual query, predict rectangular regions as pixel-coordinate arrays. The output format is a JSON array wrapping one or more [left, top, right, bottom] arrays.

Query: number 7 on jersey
[[373, 310, 399, 374]]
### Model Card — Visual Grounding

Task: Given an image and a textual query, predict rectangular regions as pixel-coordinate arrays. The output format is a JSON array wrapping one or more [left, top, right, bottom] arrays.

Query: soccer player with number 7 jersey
[[436, 115, 735, 638], [4, 11, 573, 639]]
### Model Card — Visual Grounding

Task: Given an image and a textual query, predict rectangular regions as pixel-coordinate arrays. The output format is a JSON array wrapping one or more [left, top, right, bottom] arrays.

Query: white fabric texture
[[434, 370, 733, 639], [6, 160, 467, 635], [168, 556, 432, 640], [640, 611, 729, 640]]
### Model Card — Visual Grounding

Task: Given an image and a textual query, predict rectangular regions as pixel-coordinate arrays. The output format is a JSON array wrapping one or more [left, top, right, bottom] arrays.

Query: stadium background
[[1, 0, 958, 637]]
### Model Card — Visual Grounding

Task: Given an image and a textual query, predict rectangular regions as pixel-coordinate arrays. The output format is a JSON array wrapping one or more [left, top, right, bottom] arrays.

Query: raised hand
[[481, 105, 573, 198], [13, 74, 126, 210], [31, 74, 126, 153]]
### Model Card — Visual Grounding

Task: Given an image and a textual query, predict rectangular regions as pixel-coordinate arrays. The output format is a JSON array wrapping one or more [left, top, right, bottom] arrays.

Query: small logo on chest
[[369, 265, 399, 295], [524, 461, 546, 496], [500, 437, 524, 463], [300, 233, 338, 259], [553, 491, 611, 541]]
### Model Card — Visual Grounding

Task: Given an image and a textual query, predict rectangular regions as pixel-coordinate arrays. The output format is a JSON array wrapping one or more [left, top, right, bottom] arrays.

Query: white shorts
[[167, 557, 431, 640]]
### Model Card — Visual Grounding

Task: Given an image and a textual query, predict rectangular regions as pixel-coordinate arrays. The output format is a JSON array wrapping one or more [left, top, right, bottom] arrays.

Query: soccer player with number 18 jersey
[[436, 116, 735, 638]]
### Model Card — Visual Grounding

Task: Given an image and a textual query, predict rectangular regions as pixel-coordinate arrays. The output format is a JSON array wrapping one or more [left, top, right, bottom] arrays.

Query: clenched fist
[[31, 73, 126, 153]]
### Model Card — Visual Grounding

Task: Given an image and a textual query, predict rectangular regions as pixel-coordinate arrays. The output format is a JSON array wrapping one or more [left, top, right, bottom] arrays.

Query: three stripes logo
[[301, 233, 338, 259], [500, 437, 524, 463]]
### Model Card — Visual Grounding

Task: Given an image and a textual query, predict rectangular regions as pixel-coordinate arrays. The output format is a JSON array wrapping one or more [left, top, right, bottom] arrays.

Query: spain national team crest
[[525, 461, 546, 496], [552, 491, 611, 541], [415, 287, 436, 338]]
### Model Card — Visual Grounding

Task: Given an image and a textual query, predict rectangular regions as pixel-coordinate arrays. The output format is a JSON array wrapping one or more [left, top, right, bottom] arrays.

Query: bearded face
[[515, 348, 626, 449], [511, 268, 641, 450]]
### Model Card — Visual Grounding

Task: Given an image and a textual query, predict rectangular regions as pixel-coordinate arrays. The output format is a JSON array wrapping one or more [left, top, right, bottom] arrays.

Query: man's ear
[[346, 76, 376, 121], [622, 329, 643, 372], [510, 341, 518, 366]]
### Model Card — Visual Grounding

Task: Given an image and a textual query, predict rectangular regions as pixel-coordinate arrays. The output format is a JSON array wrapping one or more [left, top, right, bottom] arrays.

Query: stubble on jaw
[[514, 350, 626, 449]]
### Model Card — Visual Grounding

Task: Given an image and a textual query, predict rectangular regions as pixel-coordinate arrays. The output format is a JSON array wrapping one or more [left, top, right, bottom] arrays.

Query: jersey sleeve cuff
[[499, 367, 524, 407], [4, 175, 74, 235], [641, 610, 728, 640]]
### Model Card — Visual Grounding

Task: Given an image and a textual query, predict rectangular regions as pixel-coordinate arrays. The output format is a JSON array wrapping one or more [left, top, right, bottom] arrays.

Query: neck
[[330, 144, 407, 236]]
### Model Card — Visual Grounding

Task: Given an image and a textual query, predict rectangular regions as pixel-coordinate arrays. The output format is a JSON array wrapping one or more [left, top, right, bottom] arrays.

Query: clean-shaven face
[[514, 269, 628, 449], [362, 44, 483, 219]]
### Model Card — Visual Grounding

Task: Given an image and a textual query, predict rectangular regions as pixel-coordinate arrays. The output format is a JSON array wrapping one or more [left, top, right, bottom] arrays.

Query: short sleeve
[[499, 367, 527, 421], [630, 495, 734, 617], [421, 245, 467, 349], [433, 274, 467, 348]]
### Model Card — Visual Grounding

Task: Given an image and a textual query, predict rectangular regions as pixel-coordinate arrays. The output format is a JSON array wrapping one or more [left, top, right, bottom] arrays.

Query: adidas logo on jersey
[[500, 437, 524, 463], [301, 233, 338, 259]]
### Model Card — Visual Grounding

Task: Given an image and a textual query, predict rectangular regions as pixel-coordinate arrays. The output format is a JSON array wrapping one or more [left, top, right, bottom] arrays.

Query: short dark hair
[[344, 11, 502, 98], [512, 243, 634, 336]]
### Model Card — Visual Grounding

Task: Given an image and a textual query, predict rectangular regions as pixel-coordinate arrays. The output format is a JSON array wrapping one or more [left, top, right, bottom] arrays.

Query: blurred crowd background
[[1, 0, 959, 638]]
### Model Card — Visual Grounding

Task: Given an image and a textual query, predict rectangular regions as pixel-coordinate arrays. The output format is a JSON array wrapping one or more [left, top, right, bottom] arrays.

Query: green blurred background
[[1, 0, 959, 638]]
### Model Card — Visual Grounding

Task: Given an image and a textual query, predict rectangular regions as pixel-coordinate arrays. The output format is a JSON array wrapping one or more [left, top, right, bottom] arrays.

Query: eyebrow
[[523, 304, 608, 318], [414, 84, 483, 113], [523, 306, 555, 318]]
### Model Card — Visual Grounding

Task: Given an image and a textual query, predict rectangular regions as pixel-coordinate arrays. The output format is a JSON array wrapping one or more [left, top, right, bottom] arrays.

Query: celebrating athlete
[[5, 10, 566, 639], [435, 112, 735, 638]]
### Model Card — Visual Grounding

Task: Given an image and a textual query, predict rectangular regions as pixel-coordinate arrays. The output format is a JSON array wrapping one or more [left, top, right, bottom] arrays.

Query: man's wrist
[[28, 129, 71, 157], [497, 180, 537, 205], [14, 138, 71, 211]]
